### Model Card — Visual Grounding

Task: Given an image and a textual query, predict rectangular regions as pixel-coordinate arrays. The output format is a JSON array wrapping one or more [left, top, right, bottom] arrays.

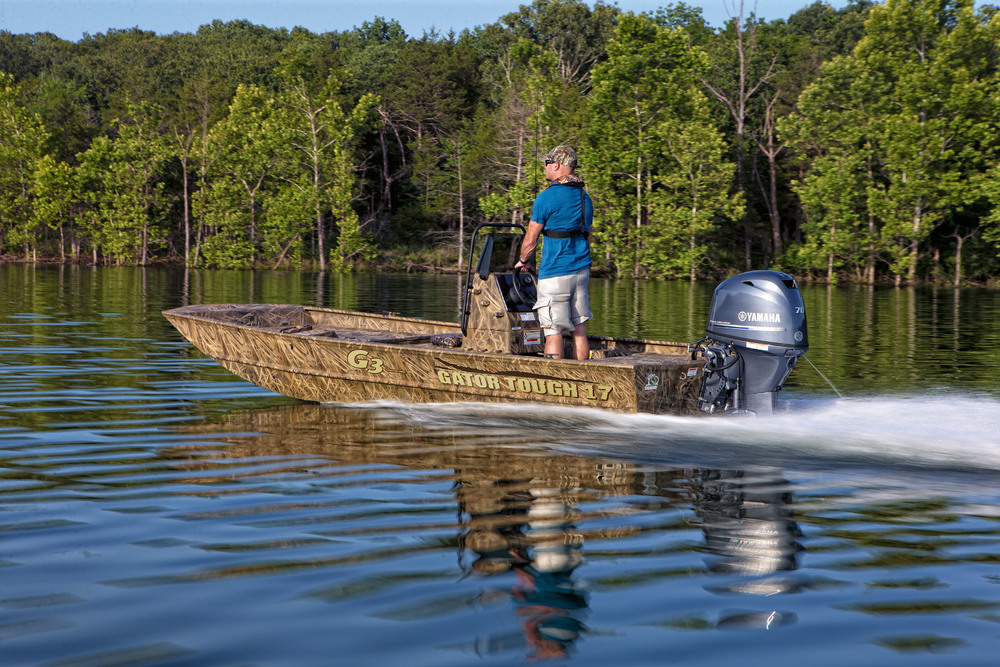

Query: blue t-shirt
[[530, 183, 593, 280]]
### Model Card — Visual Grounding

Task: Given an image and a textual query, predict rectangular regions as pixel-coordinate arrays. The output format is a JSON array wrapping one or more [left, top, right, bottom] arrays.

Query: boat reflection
[[178, 403, 804, 645]]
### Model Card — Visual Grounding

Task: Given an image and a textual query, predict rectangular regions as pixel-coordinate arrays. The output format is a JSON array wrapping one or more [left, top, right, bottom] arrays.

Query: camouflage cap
[[540, 145, 578, 168]]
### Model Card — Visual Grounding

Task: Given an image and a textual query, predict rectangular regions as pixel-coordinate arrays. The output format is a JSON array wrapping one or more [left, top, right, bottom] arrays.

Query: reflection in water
[[5, 265, 1000, 665], [458, 478, 588, 660], [186, 403, 805, 653], [694, 470, 804, 596], [514, 487, 587, 660]]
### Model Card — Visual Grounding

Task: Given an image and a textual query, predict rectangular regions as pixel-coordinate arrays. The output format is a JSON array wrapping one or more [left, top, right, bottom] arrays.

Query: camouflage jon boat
[[164, 225, 809, 415]]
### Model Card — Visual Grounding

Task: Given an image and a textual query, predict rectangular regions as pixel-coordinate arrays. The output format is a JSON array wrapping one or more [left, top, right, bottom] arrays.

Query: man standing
[[514, 146, 594, 360]]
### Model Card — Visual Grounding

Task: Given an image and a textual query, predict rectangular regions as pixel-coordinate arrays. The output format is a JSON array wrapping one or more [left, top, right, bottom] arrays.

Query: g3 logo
[[347, 349, 385, 374]]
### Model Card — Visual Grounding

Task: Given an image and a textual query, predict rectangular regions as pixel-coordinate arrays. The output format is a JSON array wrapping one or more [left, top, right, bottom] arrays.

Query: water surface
[[2, 265, 999, 666]]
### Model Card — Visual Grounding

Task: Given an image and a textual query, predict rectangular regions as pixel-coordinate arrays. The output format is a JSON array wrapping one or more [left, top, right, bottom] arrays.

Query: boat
[[164, 224, 809, 415]]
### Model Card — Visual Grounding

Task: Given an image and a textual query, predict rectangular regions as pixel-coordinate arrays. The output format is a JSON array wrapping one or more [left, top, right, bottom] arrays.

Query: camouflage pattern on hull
[[164, 304, 704, 415]]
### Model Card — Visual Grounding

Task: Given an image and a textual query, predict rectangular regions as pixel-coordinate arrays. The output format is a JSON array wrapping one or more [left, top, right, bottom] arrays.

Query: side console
[[463, 271, 544, 354], [462, 224, 545, 355]]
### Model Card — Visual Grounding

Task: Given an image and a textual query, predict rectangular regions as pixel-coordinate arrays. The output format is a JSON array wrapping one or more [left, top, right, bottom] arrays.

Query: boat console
[[461, 225, 545, 355]]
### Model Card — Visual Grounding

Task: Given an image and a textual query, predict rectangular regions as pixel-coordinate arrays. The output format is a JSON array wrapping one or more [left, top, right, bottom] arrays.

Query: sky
[[0, 1, 855, 41]]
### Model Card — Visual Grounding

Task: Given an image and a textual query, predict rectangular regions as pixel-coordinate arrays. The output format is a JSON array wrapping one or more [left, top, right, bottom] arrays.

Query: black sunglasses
[[544, 159, 555, 165]]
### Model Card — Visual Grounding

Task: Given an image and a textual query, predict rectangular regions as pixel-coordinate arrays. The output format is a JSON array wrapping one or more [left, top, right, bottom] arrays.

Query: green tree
[[30, 154, 83, 261], [0, 31, 66, 81], [587, 12, 719, 278], [276, 69, 378, 271], [785, 1, 876, 61], [421, 121, 495, 272], [478, 41, 578, 229], [699, 5, 783, 270], [200, 85, 287, 268], [64, 29, 177, 129], [474, 0, 613, 238], [651, 108, 744, 280], [489, 0, 618, 87], [163, 31, 255, 265], [781, 39, 882, 283], [335, 18, 408, 99], [0, 73, 49, 260], [384, 35, 481, 190], [77, 100, 174, 264], [793, 144, 878, 283], [334, 19, 408, 236], [784, 0, 1000, 284], [866, 0, 998, 284]]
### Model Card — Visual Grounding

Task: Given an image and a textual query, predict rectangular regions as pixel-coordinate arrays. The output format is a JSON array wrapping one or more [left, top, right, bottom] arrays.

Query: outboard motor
[[692, 271, 808, 415]]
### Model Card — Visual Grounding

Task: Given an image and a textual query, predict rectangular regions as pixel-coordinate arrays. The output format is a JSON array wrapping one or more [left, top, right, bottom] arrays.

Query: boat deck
[[284, 324, 692, 366]]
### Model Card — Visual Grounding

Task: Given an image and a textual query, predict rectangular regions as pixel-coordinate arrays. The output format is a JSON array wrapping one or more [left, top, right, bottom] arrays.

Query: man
[[514, 146, 594, 360]]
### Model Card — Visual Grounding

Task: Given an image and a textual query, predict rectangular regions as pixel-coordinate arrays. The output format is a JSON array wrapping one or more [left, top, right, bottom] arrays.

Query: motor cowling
[[693, 270, 808, 415]]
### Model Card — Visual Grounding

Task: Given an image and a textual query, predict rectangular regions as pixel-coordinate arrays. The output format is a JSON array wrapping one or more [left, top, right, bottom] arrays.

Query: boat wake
[[387, 391, 1000, 479]]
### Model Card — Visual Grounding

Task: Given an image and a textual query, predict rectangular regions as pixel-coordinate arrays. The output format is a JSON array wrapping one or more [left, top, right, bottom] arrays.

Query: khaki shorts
[[534, 268, 593, 336]]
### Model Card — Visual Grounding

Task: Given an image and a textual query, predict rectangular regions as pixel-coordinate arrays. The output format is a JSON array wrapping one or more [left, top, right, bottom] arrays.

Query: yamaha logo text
[[737, 311, 781, 323]]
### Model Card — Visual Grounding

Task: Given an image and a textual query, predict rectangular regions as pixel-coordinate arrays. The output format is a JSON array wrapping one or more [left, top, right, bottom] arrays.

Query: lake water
[[2, 264, 1000, 666]]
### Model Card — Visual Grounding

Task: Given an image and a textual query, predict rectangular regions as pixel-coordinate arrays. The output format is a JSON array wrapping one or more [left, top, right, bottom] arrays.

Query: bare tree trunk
[[514, 126, 525, 226], [825, 214, 836, 282], [689, 222, 697, 282], [634, 158, 642, 279], [700, 2, 777, 271], [315, 142, 326, 272], [753, 94, 784, 261], [193, 108, 212, 268], [907, 204, 922, 284], [951, 230, 976, 288], [181, 153, 191, 264], [173, 125, 196, 265], [456, 143, 465, 275]]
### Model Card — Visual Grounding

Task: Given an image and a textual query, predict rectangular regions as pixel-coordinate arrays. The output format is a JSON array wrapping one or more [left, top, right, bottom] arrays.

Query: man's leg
[[536, 274, 573, 359], [544, 332, 564, 358], [571, 323, 588, 360], [568, 269, 592, 361]]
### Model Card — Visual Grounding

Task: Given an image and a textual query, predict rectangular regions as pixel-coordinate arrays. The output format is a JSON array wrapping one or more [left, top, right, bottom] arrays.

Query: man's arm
[[515, 221, 544, 268]]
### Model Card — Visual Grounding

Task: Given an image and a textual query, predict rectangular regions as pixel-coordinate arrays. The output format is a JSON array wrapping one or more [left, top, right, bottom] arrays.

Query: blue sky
[[1, 1, 854, 41]]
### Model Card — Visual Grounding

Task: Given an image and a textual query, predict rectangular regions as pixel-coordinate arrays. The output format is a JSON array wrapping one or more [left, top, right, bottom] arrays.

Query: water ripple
[[3, 267, 1000, 665]]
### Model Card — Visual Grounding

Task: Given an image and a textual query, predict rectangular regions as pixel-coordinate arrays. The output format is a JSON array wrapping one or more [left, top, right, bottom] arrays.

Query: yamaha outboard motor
[[692, 271, 808, 415]]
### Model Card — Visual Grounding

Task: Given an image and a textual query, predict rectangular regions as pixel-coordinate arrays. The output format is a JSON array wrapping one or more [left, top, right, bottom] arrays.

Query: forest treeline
[[2, 0, 1000, 284]]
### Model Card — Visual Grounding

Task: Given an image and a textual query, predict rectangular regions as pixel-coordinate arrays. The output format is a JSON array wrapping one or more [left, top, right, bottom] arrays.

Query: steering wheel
[[510, 266, 537, 309]]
